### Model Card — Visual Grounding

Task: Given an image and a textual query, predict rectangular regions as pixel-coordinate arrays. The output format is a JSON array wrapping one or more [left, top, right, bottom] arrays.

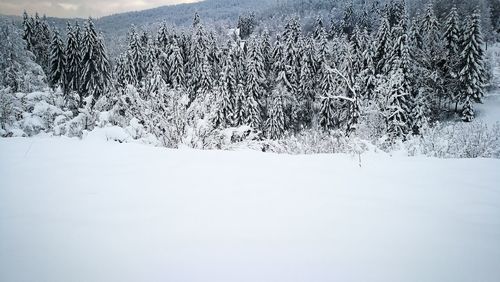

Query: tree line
[[24, 0, 490, 142]]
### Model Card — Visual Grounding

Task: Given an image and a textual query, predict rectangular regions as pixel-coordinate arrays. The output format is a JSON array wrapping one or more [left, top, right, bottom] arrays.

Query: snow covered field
[[1, 137, 500, 282]]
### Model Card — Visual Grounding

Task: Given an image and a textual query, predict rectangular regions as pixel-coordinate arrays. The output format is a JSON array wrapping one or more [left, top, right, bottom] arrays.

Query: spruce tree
[[384, 31, 412, 139], [212, 53, 235, 128], [374, 17, 391, 75], [443, 6, 461, 108], [260, 30, 272, 77], [127, 27, 146, 85], [22, 11, 34, 51], [244, 40, 265, 129], [81, 18, 110, 107], [460, 11, 486, 121], [49, 29, 66, 89], [157, 22, 170, 50], [298, 40, 315, 127], [282, 17, 301, 94], [319, 63, 338, 130], [267, 83, 287, 139], [168, 38, 185, 89], [193, 12, 201, 28], [65, 22, 82, 96]]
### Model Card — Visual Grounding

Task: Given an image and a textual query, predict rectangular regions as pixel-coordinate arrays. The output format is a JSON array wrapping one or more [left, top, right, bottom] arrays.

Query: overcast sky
[[0, 0, 199, 18]]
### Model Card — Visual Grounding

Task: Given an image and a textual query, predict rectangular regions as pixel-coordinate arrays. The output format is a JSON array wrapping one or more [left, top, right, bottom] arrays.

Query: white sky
[[0, 0, 199, 18]]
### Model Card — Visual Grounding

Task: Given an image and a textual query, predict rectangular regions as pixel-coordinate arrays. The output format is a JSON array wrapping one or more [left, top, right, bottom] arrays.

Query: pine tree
[[384, 31, 412, 139], [22, 11, 34, 51], [313, 16, 325, 40], [319, 63, 338, 130], [459, 11, 486, 121], [341, 2, 355, 38], [244, 39, 265, 129], [81, 18, 110, 107], [193, 12, 201, 28], [313, 21, 328, 81], [49, 29, 66, 89], [157, 22, 170, 50], [298, 40, 315, 127], [443, 6, 461, 108], [168, 38, 185, 89], [357, 44, 377, 100], [31, 13, 52, 74], [212, 54, 235, 128], [144, 62, 166, 96], [127, 27, 146, 85], [260, 30, 272, 77], [444, 6, 460, 60], [267, 83, 287, 139], [282, 17, 301, 94], [65, 22, 82, 96], [189, 24, 209, 101], [374, 17, 391, 75], [419, 3, 446, 116]]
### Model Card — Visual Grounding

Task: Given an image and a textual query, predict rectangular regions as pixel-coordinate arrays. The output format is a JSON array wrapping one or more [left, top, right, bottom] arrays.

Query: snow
[[1, 137, 500, 282]]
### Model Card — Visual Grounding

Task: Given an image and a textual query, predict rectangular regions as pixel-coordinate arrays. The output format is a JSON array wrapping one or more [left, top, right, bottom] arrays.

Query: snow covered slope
[[1, 137, 499, 282]]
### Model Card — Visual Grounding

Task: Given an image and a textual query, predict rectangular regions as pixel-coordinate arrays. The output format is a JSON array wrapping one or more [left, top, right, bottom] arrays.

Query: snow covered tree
[[32, 13, 52, 74], [22, 11, 34, 51], [81, 18, 110, 107], [459, 11, 487, 121], [65, 22, 82, 97], [168, 38, 185, 89], [188, 24, 210, 101], [281, 17, 302, 94], [418, 3, 446, 117], [313, 16, 325, 40], [267, 83, 286, 139], [212, 54, 235, 128], [266, 69, 296, 138], [357, 44, 377, 100], [260, 30, 273, 78], [444, 6, 460, 61], [49, 29, 66, 89], [374, 17, 391, 75], [157, 22, 170, 50], [143, 62, 166, 97], [443, 6, 462, 108], [319, 63, 338, 130], [237, 12, 256, 39], [382, 31, 413, 139], [127, 27, 146, 85], [193, 12, 201, 28], [244, 39, 265, 129], [1, 20, 45, 93], [297, 41, 315, 127]]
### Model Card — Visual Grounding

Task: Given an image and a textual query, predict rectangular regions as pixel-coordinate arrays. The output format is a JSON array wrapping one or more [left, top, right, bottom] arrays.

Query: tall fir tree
[[374, 17, 391, 75], [22, 11, 34, 51], [212, 53, 235, 128], [244, 39, 265, 129], [459, 11, 487, 121], [443, 6, 461, 108], [65, 22, 82, 96], [168, 38, 186, 89], [81, 18, 110, 107], [49, 29, 66, 89], [384, 31, 413, 139], [319, 63, 338, 130]]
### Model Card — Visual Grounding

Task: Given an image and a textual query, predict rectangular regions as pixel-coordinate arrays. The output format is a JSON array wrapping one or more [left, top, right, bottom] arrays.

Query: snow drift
[[1, 137, 499, 282]]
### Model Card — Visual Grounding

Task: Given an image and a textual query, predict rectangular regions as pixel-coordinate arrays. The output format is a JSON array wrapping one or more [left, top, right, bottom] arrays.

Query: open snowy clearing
[[1, 137, 500, 282]]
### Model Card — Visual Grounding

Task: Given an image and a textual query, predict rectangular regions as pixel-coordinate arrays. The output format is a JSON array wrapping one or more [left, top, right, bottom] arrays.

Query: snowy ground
[[1, 137, 500, 282]]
